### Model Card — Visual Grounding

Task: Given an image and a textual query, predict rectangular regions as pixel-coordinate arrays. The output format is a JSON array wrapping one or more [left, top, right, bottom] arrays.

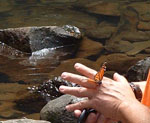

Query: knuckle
[[80, 77, 87, 83], [77, 87, 84, 95], [78, 101, 84, 108]]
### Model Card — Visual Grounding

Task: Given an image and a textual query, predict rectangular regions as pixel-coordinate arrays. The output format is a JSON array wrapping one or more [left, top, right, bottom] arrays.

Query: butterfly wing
[[94, 62, 106, 84]]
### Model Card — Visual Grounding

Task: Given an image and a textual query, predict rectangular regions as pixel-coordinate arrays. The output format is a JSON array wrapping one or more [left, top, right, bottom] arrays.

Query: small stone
[[137, 21, 150, 31], [76, 37, 104, 58], [126, 41, 150, 56], [85, 2, 120, 16], [144, 47, 150, 54]]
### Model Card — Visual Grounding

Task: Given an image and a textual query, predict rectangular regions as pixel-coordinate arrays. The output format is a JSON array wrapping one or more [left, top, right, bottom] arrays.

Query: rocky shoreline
[[0, 1, 150, 123]]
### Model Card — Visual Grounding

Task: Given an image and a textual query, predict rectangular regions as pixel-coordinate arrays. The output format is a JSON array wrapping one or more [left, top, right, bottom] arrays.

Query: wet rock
[[0, 102, 22, 121], [76, 37, 104, 58], [0, 110, 25, 120], [40, 0, 77, 3], [126, 40, 150, 56], [105, 6, 139, 52], [85, 2, 120, 16], [129, 2, 150, 22], [0, 42, 29, 59], [14, 95, 46, 114], [24, 45, 77, 66], [28, 76, 75, 101], [122, 31, 150, 42], [144, 47, 150, 54], [96, 53, 146, 74], [0, 118, 50, 123], [117, 6, 138, 32], [0, 83, 28, 101], [126, 57, 150, 82], [85, 23, 116, 40], [0, 27, 31, 53], [0, 25, 81, 53], [105, 6, 150, 53], [0, 1, 13, 12], [137, 21, 150, 31], [40, 94, 83, 123], [105, 40, 133, 53], [29, 25, 81, 52], [140, 13, 150, 22]]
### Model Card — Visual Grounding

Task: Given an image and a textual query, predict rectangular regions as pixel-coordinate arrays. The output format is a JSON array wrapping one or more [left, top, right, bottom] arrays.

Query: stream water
[[0, 0, 149, 121]]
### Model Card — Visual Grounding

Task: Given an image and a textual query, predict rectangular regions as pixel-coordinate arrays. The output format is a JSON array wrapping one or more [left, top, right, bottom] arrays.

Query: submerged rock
[[76, 37, 104, 58], [85, 2, 121, 16], [126, 40, 150, 56], [137, 21, 150, 31], [105, 6, 150, 53]]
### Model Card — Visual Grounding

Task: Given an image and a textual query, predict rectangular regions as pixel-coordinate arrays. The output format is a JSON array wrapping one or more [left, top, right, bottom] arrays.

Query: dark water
[[0, 0, 149, 121]]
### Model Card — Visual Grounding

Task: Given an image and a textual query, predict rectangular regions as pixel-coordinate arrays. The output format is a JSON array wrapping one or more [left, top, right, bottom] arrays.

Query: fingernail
[[59, 86, 65, 92], [74, 63, 80, 69], [114, 72, 119, 76], [65, 105, 71, 111], [61, 72, 67, 79]]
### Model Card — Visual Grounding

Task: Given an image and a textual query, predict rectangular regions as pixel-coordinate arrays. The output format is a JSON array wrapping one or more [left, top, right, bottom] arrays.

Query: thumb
[[113, 73, 128, 84]]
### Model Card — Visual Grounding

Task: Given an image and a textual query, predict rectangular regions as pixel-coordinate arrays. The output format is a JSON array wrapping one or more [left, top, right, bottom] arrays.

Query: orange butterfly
[[88, 62, 106, 85], [94, 62, 107, 84]]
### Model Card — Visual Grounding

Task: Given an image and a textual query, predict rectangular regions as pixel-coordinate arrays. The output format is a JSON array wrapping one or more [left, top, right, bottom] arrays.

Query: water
[[0, 0, 150, 121]]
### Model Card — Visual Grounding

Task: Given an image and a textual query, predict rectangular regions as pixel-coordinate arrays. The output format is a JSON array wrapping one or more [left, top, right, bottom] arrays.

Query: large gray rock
[[0, 25, 82, 66], [126, 57, 150, 82], [40, 94, 84, 123], [0, 25, 81, 53], [29, 25, 81, 52]]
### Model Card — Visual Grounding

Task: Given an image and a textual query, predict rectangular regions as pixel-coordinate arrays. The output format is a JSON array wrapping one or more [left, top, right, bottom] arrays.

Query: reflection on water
[[0, 0, 150, 121]]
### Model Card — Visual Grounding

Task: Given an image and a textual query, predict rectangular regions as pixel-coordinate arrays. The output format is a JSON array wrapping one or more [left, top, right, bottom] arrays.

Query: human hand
[[74, 109, 117, 123], [59, 63, 138, 121]]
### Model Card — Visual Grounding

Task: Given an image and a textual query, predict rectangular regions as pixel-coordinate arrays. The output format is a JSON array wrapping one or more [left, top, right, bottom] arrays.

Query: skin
[[59, 63, 150, 123]]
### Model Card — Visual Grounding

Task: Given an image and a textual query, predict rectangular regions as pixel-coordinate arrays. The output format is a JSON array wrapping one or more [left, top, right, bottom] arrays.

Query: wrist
[[118, 100, 150, 123], [129, 82, 142, 101], [133, 81, 146, 95]]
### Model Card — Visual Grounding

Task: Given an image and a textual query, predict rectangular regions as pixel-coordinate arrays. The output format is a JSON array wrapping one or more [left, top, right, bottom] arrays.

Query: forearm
[[119, 100, 150, 123]]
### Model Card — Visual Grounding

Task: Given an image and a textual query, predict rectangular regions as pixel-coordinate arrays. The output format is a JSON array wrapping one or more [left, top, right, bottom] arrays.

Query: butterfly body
[[94, 62, 106, 85]]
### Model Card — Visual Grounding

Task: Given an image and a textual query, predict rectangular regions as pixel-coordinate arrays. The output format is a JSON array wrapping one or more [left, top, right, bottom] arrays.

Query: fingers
[[85, 113, 99, 123], [113, 73, 128, 83], [74, 109, 99, 123], [102, 76, 114, 83], [74, 63, 97, 79], [74, 109, 82, 117], [66, 100, 92, 112], [59, 86, 95, 98], [61, 72, 97, 88]]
